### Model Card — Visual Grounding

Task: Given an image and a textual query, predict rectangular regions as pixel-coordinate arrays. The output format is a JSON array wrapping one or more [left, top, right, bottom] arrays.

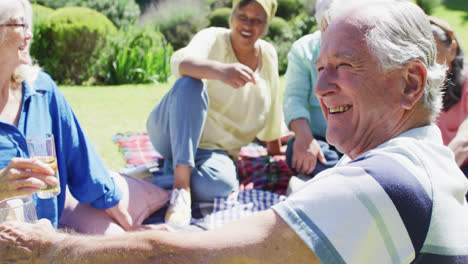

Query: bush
[[30, 0, 66, 8], [93, 25, 173, 85], [135, 0, 154, 12], [30, 4, 54, 64], [209, 0, 232, 10], [290, 11, 317, 40], [267, 37, 291, 75], [276, 0, 305, 20], [266, 17, 292, 40], [416, 0, 441, 15], [31, 3, 54, 25], [265, 17, 293, 75], [36, 7, 117, 84], [31, 0, 140, 29], [209, 7, 232, 28], [141, 0, 209, 51]]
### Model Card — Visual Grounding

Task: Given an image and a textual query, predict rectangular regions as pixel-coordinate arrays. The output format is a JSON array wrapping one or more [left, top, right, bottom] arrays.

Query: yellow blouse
[[170, 27, 282, 158]]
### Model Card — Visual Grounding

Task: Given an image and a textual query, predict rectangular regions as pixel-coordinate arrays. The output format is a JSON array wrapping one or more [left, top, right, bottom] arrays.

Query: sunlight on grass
[[61, 81, 173, 170], [433, 4, 468, 51], [60, 77, 285, 171]]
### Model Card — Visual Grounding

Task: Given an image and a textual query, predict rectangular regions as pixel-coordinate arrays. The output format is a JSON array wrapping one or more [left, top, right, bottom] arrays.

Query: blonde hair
[[0, 0, 40, 89]]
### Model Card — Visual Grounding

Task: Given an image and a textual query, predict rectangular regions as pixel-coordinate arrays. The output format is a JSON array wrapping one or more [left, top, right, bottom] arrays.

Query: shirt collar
[[22, 80, 47, 101]]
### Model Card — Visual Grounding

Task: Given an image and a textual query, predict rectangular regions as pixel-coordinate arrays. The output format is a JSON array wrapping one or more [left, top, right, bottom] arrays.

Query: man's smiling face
[[315, 18, 405, 159]]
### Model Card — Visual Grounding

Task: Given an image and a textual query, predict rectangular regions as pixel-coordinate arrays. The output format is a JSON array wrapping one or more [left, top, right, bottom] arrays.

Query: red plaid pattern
[[113, 134, 293, 195], [112, 132, 163, 167]]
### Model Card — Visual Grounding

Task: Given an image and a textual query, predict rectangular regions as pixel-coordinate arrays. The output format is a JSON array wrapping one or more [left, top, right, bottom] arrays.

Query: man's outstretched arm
[[0, 210, 319, 264]]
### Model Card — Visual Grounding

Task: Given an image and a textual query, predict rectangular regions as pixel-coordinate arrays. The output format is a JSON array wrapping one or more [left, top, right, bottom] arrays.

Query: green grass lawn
[[61, 81, 173, 170], [432, 0, 468, 52], [62, 77, 285, 171]]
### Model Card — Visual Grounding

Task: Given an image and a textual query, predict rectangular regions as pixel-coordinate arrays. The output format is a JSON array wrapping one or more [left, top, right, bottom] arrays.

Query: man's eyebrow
[[314, 51, 364, 67], [333, 50, 363, 62]]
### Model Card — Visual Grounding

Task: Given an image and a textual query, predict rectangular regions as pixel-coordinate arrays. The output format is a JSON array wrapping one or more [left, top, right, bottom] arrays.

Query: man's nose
[[314, 66, 337, 97]]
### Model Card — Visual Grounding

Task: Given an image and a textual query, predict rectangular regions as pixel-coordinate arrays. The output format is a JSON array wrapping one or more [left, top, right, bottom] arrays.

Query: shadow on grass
[[442, 0, 468, 21]]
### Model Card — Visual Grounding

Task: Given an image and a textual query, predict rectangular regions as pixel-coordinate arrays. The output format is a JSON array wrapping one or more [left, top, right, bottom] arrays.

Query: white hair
[[314, 0, 333, 30], [0, 0, 40, 89], [328, 0, 446, 120]]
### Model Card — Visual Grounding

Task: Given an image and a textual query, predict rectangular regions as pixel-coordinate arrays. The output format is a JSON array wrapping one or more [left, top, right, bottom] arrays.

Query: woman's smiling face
[[0, 1, 33, 71], [230, 1, 267, 49]]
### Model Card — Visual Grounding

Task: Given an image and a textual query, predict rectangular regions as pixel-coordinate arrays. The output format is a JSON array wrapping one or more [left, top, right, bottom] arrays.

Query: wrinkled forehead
[[318, 19, 371, 63]]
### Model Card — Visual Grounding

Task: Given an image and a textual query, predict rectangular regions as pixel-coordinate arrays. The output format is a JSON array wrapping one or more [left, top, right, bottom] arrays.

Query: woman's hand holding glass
[[0, 158, 58, 201]]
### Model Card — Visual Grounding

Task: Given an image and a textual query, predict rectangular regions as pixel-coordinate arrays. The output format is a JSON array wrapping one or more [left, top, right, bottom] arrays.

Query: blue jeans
[[146, 76, 238, 202], [285, 136, 342, 177]]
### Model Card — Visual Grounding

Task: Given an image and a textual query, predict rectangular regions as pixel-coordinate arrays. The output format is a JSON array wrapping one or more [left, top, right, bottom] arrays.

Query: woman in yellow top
[[147, 0, 282, 226]]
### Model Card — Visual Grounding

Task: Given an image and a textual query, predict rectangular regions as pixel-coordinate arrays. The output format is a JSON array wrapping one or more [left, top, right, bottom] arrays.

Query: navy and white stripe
[[349, 154, 432, 254], [273, 126, 468, 264]]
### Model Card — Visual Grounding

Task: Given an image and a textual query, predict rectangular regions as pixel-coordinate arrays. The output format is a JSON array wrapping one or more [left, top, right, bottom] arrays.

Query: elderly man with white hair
[[282, 0, 341, 177], [283, 0, 392, 178], [1, 1, 468, 263]]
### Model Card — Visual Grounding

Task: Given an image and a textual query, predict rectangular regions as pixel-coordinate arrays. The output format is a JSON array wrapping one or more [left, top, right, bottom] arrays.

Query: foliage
[[35, 7, 117, 84], [93, 25, 173, 85], [265, 17, 293, 75], [31, 3, 54, 25], [209, 7, 232, 28], [30, 4, 54, 65], [141, 0, 209, 51], [135, 0, 155, 12], [31, 0, 140, 29], [266, 17, 292, 40], [209, 0, 232, 10], [290, 11, 317, 40], [416, 0, 441, 14], [267, 37, 291, 75], [276, 0, 306, 20]]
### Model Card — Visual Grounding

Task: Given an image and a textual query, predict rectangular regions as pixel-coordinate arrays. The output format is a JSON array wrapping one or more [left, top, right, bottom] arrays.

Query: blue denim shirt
[[0, 71, 122, 227], [283, 30, 327, 138]]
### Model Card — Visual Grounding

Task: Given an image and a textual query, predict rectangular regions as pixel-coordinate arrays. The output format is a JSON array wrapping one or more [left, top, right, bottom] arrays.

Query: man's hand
[[104, 200, 134, 231], [0, 219, 62, 264], [0, 158, 58, 201]]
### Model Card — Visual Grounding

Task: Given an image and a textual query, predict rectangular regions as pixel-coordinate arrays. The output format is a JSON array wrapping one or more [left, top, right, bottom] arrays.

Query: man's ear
[[400, 60, 427, 110]]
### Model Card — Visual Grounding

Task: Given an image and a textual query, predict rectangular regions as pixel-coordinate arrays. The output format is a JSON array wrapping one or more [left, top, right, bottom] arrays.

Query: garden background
[[30, 0, 468, 171]]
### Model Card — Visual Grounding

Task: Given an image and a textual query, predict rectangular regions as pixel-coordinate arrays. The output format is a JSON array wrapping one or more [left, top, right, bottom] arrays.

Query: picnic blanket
[[112, 132, 163, 168], [113, 132, 295, 230], [205, 189, 286, 229], [113, 132, 294, 195]]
